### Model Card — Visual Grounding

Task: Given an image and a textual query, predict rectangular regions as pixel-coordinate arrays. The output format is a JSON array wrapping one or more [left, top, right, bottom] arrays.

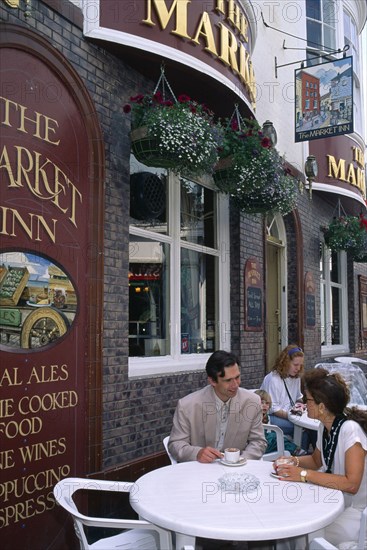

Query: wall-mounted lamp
[[304, 155, 318, 199], [262, 120, 277, 147]]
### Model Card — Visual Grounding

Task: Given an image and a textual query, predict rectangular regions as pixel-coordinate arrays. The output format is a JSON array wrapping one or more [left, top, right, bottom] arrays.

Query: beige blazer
[[168, 385, 267, 462]]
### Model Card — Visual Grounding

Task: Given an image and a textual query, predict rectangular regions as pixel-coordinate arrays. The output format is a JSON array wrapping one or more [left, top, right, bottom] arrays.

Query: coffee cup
[[224, 448, 240, 463]]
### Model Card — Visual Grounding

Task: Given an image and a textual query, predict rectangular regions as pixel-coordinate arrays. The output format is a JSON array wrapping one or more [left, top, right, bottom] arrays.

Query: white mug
[[224, 447, 240, 463]]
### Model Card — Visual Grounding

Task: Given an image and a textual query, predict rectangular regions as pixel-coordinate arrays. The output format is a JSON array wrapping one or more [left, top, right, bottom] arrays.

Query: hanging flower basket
[[124, 68, 221, 177], [213, 112, 297, 215], [322, 214, 367, 260], [130, 126, 179, 169], [212, 156, 237, 189]]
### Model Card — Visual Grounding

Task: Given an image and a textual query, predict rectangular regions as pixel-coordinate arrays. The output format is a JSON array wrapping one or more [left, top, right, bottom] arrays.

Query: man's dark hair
[[205, 350, 240, 382]]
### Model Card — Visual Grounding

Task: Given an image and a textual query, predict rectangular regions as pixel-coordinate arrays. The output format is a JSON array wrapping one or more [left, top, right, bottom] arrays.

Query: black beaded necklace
[[322, 414, 347, 473]]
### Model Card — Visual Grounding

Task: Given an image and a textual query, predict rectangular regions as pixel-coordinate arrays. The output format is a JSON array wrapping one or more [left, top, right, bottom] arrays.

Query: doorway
[[265, 214, 287, 371]]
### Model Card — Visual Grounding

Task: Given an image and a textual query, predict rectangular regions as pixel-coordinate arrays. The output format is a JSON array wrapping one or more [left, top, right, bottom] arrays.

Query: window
[[129, 157, 230, 376], [320, 245, 349, 354], [344, 9, 362, 134], [306, 0, 337, 65], [344, 10, 359, 74]]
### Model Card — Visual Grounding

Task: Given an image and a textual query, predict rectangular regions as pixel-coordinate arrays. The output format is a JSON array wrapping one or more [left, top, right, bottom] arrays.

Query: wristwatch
[[300, 469, 308, 483]]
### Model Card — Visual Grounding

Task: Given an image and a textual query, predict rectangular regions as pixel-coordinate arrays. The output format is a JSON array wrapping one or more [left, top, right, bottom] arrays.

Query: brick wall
[[1, 0, 365, 474]]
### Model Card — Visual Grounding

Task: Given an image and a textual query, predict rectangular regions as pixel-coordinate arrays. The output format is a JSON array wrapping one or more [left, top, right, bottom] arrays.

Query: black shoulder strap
[[283, 379, 295, 407]]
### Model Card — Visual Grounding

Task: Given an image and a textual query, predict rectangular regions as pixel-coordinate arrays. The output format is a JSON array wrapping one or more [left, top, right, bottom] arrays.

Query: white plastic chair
[[314, 363, 367, 407], [262, 423, 291, 461], [309, 506, 366, 550], [53, 477, 172, 550], [163, 435, 178, 465], [335, 356, 367, 365], [309, 538, 337, 549]]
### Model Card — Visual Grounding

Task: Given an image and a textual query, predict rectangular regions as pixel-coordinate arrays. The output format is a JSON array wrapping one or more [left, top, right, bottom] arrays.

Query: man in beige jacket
[[168, 350, 267, 463]]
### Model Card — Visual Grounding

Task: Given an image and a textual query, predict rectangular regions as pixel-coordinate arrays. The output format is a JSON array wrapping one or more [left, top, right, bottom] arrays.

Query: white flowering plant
[[124, 91, 221, 176], [322, 214, 367, 260], [213, 117, 297, 215]]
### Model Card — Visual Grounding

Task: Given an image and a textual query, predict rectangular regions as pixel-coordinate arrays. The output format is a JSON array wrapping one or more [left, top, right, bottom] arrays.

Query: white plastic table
[[130, 459, 344, 549], [288, 410, 320, 447], [288, 404, 367, 447]]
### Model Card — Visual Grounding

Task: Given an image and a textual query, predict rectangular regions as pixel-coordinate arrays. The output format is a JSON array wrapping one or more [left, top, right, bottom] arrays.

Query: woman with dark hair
[[275, 368, 367, 548], [260, 344, 305, 441]]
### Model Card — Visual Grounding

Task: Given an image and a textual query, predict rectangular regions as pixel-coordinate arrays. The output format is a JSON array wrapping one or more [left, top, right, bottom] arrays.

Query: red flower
[[261, 136, 272, 148], [152, 91, 164, 103], [231, 119, 239, 131], [123, 104, 131, 113], [178, 94, 191, 103], [130, 94, 144, 103], [359, 214, 367, 231]]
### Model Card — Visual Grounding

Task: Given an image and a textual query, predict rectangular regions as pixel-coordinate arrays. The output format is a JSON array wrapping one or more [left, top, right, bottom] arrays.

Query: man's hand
[[197, 447, 223, 463]]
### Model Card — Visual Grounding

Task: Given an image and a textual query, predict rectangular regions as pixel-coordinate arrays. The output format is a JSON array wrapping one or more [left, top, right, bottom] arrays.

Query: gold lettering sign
[[142, 0, 255, 106], [0, 96, 83, 244], [0, 363, 75, 528], [327, 151, 366, 198], [2, 0, 20, 8]]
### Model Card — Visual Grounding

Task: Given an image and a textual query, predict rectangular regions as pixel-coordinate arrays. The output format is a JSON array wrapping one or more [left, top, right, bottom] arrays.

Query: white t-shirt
[[260, 371, 303, 413], [316, 419, 367, 511], [313, 420, 367, 547]]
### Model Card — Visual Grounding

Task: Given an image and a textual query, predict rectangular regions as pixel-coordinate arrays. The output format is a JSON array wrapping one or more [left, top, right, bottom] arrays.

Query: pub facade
[[0, 0, 366, 548]]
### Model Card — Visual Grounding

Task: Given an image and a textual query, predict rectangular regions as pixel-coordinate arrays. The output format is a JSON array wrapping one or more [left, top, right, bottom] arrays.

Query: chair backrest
[[358, 505, 367, 549], [163, 436, 177, 465], [309, 505, 366, 549], [262, 423, 290, 461], [53, 477, 172, 550], [309, 538, 337, 549], [314, 363, 367, 406], [335, 356, 367, 365]]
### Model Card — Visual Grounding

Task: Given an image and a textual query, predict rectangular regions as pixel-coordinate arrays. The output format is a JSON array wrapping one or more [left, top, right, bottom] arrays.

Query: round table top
[[130, 459, 344, 541], [288, 405, 367, 431], [288, 410, 321, 430]]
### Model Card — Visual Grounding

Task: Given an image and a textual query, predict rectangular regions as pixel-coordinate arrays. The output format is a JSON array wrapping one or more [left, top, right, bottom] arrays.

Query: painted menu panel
[[0, 26, 102, 549]]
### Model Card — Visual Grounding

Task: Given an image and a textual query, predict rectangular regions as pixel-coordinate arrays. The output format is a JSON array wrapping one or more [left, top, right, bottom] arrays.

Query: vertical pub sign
[[0, 26, 103, 549], [305, 272, 316, 328]]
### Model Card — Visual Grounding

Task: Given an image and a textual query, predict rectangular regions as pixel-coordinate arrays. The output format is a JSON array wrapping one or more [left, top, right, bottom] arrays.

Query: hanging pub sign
[[0, 25, 103, 549], [244, 258, 263, 332], [295, 56, 353, 143]]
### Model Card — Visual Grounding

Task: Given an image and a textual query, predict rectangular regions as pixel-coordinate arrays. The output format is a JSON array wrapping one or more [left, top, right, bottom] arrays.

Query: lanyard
[[322, 415, 347, 473]]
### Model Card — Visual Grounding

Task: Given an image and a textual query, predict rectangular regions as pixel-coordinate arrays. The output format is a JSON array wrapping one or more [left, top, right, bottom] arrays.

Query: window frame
[[128, 171, 230, 378], [306, 0, 339, 67], [320, 246, 349, 356]]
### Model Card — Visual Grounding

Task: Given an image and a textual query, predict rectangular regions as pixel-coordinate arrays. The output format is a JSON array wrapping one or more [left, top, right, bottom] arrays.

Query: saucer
[[220, 457, 247, 467], [270, 471, 289, 478]]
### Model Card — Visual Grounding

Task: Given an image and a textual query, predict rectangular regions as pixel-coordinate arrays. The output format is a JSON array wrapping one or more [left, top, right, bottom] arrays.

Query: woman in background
[[260, 344, 305, 442]]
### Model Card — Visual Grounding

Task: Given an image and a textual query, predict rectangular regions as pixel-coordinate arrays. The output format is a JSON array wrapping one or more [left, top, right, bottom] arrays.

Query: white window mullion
[[218, 193, 230, 350], [170, 173, 181, 360], [340, 251, 349, 348]]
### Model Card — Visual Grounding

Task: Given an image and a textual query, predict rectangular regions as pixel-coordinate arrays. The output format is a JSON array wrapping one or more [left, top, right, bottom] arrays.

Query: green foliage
[[213, 118, 297, 215], [322, 215, 367, 260], [125, 92, 221, 177]]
